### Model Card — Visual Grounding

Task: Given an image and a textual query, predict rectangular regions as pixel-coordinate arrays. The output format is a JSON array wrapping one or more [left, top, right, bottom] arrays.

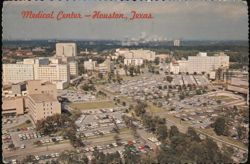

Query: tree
[[58, 150, 88, 164], [166, 76, 173, 83], [22, 155, 34, 163], [236, 125, 246, 140], [169, 125, 179, 138], [154, 57, 160, 65], [123, 145, 141, 164], [25, 119, 31, 124], [156, 124, 168, 141], [214, 117, 226, 136], [196, 89, 202, 95], [122, 101, 126, 106], [98, 73, 104, 79], [187, 127, 201, 142], [129, 66, 135, 76]]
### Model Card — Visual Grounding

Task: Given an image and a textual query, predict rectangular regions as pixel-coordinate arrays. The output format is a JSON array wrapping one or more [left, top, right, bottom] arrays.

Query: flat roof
[[29, 94, 57, 103]]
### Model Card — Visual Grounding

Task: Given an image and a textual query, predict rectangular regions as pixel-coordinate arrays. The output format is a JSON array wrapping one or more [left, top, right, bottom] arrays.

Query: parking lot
[[166, 91, 245, 129], [105, 74, 210, 102], [57, 89, 96, 102]]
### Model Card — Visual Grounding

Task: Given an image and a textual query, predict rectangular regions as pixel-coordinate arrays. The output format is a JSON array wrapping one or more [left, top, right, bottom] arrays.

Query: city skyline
[[2, 1, 248, 41]]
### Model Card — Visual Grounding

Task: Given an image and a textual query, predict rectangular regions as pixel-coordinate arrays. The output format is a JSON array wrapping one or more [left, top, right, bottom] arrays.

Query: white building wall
[[124, 58, 144, 66], [3, 64, 34, 84], [56, 43, 77, 57]]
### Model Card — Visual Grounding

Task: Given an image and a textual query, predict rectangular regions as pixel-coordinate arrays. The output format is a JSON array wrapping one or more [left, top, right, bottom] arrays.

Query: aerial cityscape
[[2, 1, 249, 164]]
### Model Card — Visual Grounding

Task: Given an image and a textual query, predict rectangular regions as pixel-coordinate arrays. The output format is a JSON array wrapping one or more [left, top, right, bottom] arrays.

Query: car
[[20, 144, 25, 149], [112, 143, 118, 147], [11, 159, 17, 164], [55, 153, 59, 157], [35, 155, 40, 161], [51, 153, 56, 158]]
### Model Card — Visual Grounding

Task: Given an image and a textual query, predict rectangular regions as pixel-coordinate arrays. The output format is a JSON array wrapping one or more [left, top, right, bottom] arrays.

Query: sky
[[2, 0, 248, 41]]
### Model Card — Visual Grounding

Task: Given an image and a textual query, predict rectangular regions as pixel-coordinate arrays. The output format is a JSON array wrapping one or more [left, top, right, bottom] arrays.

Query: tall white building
[[170, 52, 229, 75], [84, 59, 97, 71], [3, 58, 70, 89], [187, 52, 229, 74], [124, 58, 144, 66], [69, 61, 79, 77], [173, 39, 180, 46], [3, 64, 34, 84], [56, 43, 77, 57], [169, 61, 180, 74], [34, 63, 69, 83]]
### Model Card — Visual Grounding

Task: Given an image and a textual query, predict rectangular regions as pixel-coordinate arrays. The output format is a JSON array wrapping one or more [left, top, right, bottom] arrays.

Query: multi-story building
[[26, 80, 57, 98], [116, 49, 156, 61], [187, 52, 229, 74], [3, 58, 70, 89], [26, 80, 61, 122], [169, 52, 230, 75], [69, 61, 79, 77], [11, 82, 26, 96], [124, 58, 144, 66], [170, 61, 180, 74], [34, 63, 69, 83], [177, 60, 188, 73], [98, 58, 114, 75], [173, 39, 180, 46], [56, 43, 77, 57], [3, 64, 34, 84], [2, 96, 25, 116], [84, 59, 97, 71]]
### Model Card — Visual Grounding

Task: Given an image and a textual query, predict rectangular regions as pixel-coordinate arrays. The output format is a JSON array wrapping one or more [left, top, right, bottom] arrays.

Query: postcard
[[2, 0, 249, 163]]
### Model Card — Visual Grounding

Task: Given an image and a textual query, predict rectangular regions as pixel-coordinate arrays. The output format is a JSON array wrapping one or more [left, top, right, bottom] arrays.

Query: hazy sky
[[2, 0, 248, 40]]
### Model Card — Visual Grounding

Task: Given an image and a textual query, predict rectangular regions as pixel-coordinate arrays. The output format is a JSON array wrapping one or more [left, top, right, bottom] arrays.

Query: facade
[[27, 94, 61, 122], [170, 52, 230, 75], [84, 59, 97, 71], [124, 58, 144, 66], [177, 60, 188, 73], [187, 52, 229, 74], [56, 43, 77, 57], [156, 54, 170, 63], [26, 80, 61, 122], [69, 61, 79, 77], [98, 59, 114, 75], [170, 62, 180, 74], [34, 63, 69, 83], [173, 39, 180, 46], [26, 80, 57, 98], [3, 64, 34, 84], [11, 82, 26, 95], [116, 49, 156, 61], [3, 58, 70, 89], [2, 97, 25, 116]]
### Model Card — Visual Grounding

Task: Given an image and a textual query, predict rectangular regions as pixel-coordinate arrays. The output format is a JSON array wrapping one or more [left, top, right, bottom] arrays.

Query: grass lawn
[[148, 103, 165, 113], [211, 95, 236, 102], [69, 101, 116, 110]]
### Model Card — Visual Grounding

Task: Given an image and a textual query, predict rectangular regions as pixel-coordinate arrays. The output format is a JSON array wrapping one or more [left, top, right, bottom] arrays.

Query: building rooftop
[[29, 94, 57, 103]]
